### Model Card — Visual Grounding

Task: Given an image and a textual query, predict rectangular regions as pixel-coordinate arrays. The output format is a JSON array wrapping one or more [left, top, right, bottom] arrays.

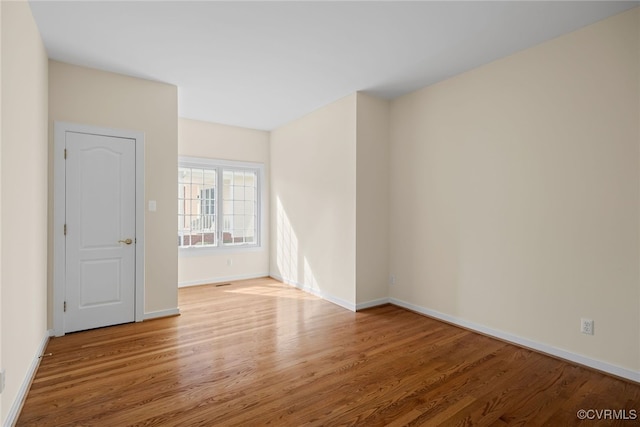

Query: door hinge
[[64, 224, 67, 235], [64, 149, 67, 159], [64, 301, 67, 312]]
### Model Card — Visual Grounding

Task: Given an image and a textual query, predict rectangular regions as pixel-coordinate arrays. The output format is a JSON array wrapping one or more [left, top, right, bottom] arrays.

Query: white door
[[64, 131, 136, 333]]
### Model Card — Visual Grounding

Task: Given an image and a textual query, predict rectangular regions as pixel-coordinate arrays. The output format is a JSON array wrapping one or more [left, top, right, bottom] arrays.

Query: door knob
[[118, 238, 133, 245]]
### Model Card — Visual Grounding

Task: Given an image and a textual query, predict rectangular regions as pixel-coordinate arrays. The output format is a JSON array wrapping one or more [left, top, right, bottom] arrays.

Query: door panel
[[65, 131, 136, 333], [80, 259, 122, 306]]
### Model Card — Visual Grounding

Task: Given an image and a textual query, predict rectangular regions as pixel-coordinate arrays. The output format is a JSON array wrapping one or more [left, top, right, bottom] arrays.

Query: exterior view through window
[[178, 158, 261, 249]]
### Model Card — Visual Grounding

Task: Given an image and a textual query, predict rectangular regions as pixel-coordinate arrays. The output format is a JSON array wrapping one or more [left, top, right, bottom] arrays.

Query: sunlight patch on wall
[[304, 257, 319, 293], [276, 196, 299, 282]]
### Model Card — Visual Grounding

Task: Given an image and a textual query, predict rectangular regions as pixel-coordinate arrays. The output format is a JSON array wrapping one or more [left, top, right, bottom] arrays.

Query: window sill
[[178, 245, 265, 257]]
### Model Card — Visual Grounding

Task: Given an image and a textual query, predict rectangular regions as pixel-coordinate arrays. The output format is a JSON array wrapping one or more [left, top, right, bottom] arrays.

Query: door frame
[[53, 121, 145, 336]]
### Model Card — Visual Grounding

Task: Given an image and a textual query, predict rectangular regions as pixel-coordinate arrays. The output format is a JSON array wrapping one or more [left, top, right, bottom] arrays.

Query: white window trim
[[178, 156, 265, 254]]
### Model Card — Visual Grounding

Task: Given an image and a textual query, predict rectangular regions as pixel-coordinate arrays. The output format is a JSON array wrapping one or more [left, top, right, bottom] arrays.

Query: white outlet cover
[[148, 200, 157, 212], [581, 318, 594, 335]]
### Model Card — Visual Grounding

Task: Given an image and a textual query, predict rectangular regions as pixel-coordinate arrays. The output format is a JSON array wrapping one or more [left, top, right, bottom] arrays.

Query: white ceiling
[[30, 1, 638, 131]]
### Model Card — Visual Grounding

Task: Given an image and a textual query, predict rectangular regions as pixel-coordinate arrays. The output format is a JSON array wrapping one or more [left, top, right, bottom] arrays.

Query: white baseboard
[[143, 308, 180, 320], [356, 298, 390, 311], [270, 274, 356, 311], [389, 297, 640, 384], [4, 329, 53, 427], [178, 272, 270, 288]]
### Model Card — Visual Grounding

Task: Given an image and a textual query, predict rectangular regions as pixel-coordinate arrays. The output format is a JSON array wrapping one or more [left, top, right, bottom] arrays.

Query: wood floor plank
[[16, 278, 640, 426]]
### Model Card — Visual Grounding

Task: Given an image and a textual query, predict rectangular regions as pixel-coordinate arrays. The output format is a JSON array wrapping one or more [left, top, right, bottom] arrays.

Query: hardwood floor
[[17, 278, 640, 426]]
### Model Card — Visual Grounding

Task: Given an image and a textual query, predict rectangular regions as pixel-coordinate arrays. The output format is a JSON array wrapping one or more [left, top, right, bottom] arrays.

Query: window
[[178, 157, 262, 250]]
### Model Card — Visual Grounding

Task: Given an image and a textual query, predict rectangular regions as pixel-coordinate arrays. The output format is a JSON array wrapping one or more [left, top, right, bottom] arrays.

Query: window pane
[[221, 169, 257, 247], [190, 183, 201, 203], [200, 188, 215, 217], [203, 169, 216, 187], [223, 201, 233, 215], [234, 186, 245, 200], [233, 215, 244, 229], [191, 168, 204, 184], [223, 184, 232, 200], [245, 201, 255, 216], [178, 168, 191, 184], [189, 215, 199, 232], [234, 171, 245, 186], [223, 171, 233, 194], [202, 232, 216, 245], [178, 165, 217, 248]]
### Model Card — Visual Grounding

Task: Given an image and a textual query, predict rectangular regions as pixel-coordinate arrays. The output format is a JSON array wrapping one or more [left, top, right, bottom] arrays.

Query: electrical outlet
[[226, 258, 233, 267], [581, 318, 594, 335], [0, 369, 5, 393], [389, 274, 396, 286]]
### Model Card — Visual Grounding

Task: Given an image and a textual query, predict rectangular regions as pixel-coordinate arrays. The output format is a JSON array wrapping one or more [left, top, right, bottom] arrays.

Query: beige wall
[[48, 61, 179, 317], [178, 118, 270, 285], [270, 94, 357, 308], [0, 1, 4, 417], [389, 8, 640, 372], [355, 93, 390, 305], [1, 1, 49, 422]]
